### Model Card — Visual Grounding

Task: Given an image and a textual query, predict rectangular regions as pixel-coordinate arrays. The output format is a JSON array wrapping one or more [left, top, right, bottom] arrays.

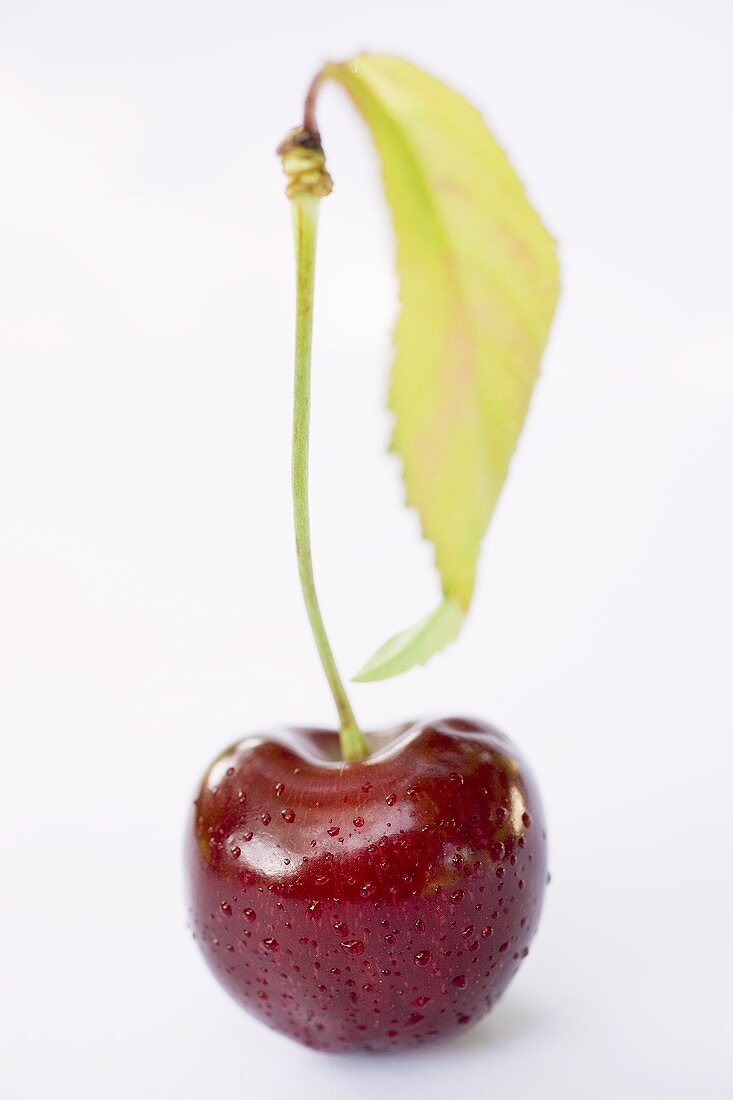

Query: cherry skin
[[186, 715, 547, 1052]]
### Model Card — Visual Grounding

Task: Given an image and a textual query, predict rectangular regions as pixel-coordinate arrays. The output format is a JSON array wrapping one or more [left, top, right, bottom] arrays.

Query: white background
[[1, 1, 731, 1097]]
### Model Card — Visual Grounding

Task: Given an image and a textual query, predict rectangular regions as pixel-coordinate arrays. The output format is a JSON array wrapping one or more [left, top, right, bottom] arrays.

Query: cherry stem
[[303, 71, 324, 137], [289, 193, 369, 762]]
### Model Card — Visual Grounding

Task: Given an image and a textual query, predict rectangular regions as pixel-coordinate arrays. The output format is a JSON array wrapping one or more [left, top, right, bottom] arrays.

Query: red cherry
[[186, 715, 547, 1051]]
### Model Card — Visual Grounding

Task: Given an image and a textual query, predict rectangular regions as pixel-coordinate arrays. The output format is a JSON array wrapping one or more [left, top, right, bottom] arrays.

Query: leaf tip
[[352, 597, 465, 683]]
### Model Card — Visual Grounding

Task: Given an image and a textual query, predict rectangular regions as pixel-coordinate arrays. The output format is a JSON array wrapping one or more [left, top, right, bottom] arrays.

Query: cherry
[[186, 716, 547, 1051], [185, 74, 556, 1051]]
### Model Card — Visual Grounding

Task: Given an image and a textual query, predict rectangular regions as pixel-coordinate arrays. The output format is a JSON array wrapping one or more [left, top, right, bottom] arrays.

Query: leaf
[[352, 596, 464, 683], [319, 55, 560, 679]]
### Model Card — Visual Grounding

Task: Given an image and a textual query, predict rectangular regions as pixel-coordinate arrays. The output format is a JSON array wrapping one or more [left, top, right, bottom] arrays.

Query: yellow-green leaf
[[320, 55, 560, 679], [353, 596, 464, 683]]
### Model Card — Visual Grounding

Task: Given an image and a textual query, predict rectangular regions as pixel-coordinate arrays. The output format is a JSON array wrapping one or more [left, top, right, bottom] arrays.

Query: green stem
[[290, 194, 369, 762]]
